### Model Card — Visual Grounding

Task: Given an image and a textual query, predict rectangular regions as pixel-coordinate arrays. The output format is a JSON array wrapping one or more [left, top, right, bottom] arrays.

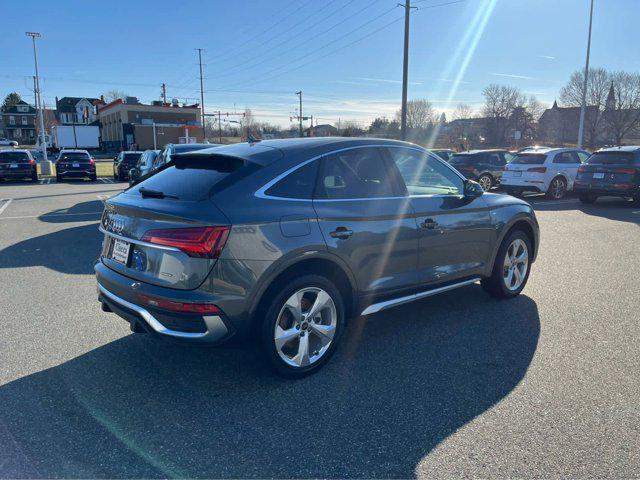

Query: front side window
[[317, 147, 397, 199], [387, 148, 463, 196], [265, 161, 319, 199]]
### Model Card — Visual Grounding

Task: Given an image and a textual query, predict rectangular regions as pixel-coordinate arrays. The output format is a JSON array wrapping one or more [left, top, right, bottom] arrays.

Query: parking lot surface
[[0, 180, 638, 478]]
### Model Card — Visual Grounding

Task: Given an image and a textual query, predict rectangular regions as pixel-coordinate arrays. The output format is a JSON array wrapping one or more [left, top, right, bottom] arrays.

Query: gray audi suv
[[96, 138, 539, 377]]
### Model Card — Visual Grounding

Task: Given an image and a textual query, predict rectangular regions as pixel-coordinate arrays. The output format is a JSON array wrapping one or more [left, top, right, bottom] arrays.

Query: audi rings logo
[[104, 215, 126, 235]]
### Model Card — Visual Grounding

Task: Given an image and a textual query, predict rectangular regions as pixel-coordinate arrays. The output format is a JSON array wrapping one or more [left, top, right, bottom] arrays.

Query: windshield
[[58, 152, 90, 161], [587, 151, 637, 165], [510, 154, 547, 165]]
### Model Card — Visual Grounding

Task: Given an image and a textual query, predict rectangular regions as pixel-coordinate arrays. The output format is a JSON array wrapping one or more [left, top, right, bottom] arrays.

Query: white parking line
[[0, 198, 14, 217]]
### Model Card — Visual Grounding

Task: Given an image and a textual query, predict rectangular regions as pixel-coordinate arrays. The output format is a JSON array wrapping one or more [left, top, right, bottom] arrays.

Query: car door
[[552, 151, 581, 189], [312, 146, 418, 296], [385, 146, 493, 286], [490, 153, 507, 182]]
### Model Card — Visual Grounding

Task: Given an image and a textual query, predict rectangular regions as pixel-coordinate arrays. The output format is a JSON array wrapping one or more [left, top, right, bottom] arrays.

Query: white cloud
[[490, 72, 536, 80]]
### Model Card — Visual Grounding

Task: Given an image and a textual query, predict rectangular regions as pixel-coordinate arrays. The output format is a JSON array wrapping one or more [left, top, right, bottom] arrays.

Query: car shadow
[[0, 223, 101, 274], [38, 200, 104, 223], [532, 196, 639, 225], [0, 286, 540, 478]]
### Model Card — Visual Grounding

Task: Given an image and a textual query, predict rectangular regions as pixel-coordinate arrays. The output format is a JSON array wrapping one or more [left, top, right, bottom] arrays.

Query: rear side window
[[489, 153, 505, 166], [587, 152, 638, 165], [128, 154, 258, 201], [449, 154, 477, 165], [0, 151, 30, 162], [265, 161, 318, 199], [317, 147, 397, 199], [510, 154, 546, 165], [553, 152, 579, 164]]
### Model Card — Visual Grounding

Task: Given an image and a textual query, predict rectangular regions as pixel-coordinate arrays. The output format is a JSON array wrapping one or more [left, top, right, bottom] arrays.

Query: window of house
[[387, 147, 463, 196], [17, 105, 27, 113], [9, 116, 15, 124], [317, 147, 397, 199], [21, 117, 28, 125]]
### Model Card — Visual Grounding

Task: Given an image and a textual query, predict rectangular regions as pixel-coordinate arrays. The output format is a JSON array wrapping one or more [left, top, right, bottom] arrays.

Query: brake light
[[527, 167, 547, 173], [458, 165, 476, 171], [28, 158, 35, 165], [577, 165, 587, 173], [614, 168, 636, 175], [141, 226, 230, 258], [90, 158, 95, 166], [138, 294, 222, 314]]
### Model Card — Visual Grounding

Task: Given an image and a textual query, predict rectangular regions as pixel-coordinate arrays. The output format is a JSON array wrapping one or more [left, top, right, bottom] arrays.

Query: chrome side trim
[[254, 144, 466, 202], [98, 225, 181, 252], [360, 277, 481, 316], [97, 283, 228, 342]]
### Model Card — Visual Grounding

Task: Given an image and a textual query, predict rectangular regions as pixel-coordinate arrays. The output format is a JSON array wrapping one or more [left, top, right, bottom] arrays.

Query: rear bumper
[[95, 262, 234, 345], [0, 170, 34, 178], [574, 183, 639, 197], [58, 169, 95, 177], [501, 178, 548, 191]]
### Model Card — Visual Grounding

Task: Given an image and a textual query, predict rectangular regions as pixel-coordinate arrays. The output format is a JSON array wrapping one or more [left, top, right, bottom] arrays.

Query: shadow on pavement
[[38, 200, 104, 223], [532, 196, 640, 225], [0, 223, 101, 274], [0, 286, 540, 478]]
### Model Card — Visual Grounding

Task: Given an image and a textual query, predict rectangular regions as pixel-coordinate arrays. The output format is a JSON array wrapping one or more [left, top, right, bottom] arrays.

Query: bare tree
[[103, 89, 128, 102], [482, 84, 526, 146], [396, 99, 435, 130], [559, 67, 610, 147], [604, 71, 640, 144], [451, 103, 475, 121]]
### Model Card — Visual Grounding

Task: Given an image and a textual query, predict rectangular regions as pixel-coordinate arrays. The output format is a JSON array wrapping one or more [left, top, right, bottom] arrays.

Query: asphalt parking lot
[[0, 180, 638, 478]]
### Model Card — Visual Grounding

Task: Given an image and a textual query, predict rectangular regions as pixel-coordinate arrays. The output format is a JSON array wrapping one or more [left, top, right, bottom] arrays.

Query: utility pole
[[296, 91, 303, 137], [196, 48, 205, 124], [577, 0, 594, 149], [26, 32, 50, 172], [203, 111, 244, 144], [161, 83, 167, 104], [399, 0, 415, 141]]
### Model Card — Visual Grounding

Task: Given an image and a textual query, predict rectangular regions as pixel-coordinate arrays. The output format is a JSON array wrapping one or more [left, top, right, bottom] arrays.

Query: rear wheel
[[260, 274, 344, 378], [477, 173, 493, 191], [482, 230, 532, 298], [632, 194, 640, 207], [546, 176, 567, 199], [55, 174, 62, 183], [31, 171, 38, 183], [90, 174, 97, 182], [579, 193, 597, 204]]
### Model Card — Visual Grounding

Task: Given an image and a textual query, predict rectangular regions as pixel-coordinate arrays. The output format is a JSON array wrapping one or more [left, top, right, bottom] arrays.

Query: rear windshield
[[128, 154, 259, 201], [0, 151, 30, 161], [510, 154, 546, 165], [59, 152, 90, 161], [122, 153, 142, 163], [587, 151, 637, 165], [449, 154, 477, 165]]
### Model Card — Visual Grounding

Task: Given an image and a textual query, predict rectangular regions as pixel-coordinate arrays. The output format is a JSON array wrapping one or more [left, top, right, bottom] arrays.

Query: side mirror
[[464, 180, 484, 198]]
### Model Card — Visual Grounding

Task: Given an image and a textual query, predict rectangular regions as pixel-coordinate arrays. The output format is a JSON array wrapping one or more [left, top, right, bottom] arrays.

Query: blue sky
[[2, 0, 639, 127]]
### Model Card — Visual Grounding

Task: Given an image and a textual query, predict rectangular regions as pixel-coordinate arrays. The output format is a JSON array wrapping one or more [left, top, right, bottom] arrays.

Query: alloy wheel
[[550, 178, 566, 199], [274, 287, 337, 368], [503, 239, 529, 291], [478, 175, 492, 191]]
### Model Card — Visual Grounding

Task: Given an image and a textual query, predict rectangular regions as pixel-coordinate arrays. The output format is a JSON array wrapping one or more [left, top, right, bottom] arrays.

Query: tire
[[259, 274, 345, 378], [90, 175, 97, 182], [31, 172, 38, 183], [481, 229, 533, 299], [55, 174, 62, 183], [631, 194, 640, 207], [546, 176, 567, 200], [477, 173, 493, 191], [579, 193, 597, 204]]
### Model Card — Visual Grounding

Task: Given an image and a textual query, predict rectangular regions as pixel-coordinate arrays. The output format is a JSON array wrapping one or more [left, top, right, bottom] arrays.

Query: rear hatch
[[576, 151, 640, 188], [119, 152, 142, 171], [0, 150, 33, 174], [57, 151, 92, 171], [449, 154, 480, 177], [503, 153, 548, 182], [100, 153, 261, 290]]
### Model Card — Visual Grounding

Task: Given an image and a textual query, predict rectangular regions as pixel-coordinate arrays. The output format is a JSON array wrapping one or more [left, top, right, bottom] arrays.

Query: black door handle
[[330, 227, 353, 239], [420, 218, 438, 230]]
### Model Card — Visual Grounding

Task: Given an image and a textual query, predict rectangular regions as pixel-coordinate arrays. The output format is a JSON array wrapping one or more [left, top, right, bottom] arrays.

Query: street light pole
[[400, 0, 413, 141], [26, 31, 51, 174], [577, 0, 594, 149], [296, 91, 303, 138]]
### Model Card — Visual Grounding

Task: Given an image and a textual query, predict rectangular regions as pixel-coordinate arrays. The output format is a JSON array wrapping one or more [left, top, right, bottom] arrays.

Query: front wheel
[[260, 275, 344, 378], [477, 174, 493, 191], [482, 230, 532, 298]]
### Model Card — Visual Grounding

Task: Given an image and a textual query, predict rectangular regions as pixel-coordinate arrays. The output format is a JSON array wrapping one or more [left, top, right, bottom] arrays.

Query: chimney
[[100, 95, 105, 102]]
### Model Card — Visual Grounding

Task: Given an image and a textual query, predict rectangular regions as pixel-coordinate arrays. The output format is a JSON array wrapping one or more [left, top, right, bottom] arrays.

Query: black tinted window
[[318, 147, 396, 199], [265, 161, 318, 199], [0, 151, 30, 161], [449, 154, 477, 165], [489, 153, 505, 166], [587, 151, 638, 165], [122, 153, 141, 164], [58, 152, 90, 161], [553, 152, 579, 164], [128, 154, 258, 201], [510, 154, 546, 165]]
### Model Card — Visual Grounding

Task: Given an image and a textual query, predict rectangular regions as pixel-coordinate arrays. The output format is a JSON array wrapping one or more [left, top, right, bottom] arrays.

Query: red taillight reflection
[[141, 226, 230, 258], [90, 158, 95, 166], [527, 167, 547, 173], [138, 294, 222, 314], [615, 168, 636, 175], [577, 165, 587, 173]]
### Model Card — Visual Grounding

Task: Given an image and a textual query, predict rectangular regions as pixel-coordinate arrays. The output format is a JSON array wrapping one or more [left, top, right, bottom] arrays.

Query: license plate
[[10, 163, 18, 168], [593, 172, 605, 179], [111, 238, 131, 265], [72, 162, 80, 168]]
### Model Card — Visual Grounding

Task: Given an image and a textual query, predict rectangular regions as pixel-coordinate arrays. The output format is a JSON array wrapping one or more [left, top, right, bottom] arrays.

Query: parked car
[[501, 148, 590, 199], [0, 138, 18, 147], [55, 149, 97, 182], [151, 143, 222, 172], [574, 146, 640, 205], [128, 149, 160, 186], [113, 151, 143, 181], [0, 149, 38, 182], [429, 149, 455, 162], [96, 138, 539, 377], [448, 149, 514, 191]]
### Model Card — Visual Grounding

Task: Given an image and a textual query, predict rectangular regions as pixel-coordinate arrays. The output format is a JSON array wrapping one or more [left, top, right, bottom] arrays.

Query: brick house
[[0, 101, 37, 144]]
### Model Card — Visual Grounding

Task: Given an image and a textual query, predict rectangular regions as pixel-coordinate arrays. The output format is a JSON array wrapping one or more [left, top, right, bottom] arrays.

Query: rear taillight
[[90, 158, 95, 166], [527, 167, 547, 173], [577, 165, 587, 173], [141, 226, 230, 258], [614, 168, 636, 175], [138, 294, 222, 314], [458, 165, 475, 171]]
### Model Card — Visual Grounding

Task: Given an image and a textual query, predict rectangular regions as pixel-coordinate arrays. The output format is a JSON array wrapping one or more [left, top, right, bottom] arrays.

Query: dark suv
[[96, 138, 539, 377], [113, 151, 143, 181], [574, 146, 640, 205], [449, 149, 513, 191], [0, 149, 38, 182]]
